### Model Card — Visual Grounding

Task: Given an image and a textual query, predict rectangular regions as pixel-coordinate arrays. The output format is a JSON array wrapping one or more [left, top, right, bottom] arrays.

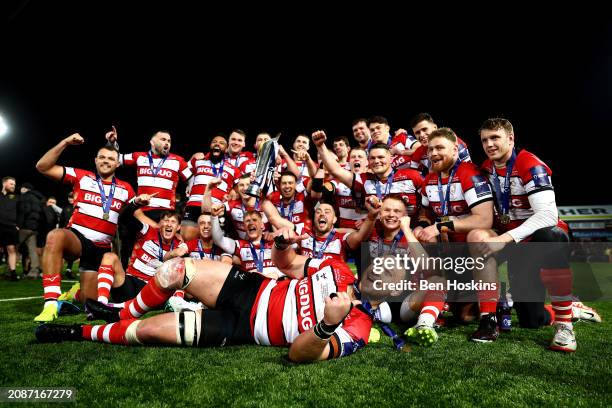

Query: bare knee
[[45, 229, 66, 252], [467, 229, 494, 243], [101, 252, 119, 264]]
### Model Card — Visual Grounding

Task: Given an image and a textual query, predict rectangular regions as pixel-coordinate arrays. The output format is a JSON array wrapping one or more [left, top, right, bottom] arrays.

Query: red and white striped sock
[[173, 290, 185, 299], [119, 279, 173, 320], [81, 318, 140, 345], [418, 289, 446, 326], [541, 268, 573, 328], [97, 265, 114, 304], [42, 273, 62, 303]]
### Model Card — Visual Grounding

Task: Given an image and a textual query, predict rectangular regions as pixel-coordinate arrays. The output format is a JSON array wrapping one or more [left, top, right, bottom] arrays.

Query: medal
[[147, 150, 168, 177], [437, 160, 460, 219], [440, 216, 450, 223], [96, 175, 116, 222], [491, 150, 516, 226]]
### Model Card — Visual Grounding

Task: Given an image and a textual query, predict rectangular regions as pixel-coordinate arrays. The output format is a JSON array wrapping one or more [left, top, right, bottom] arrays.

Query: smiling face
[[94, 147, 120, 178], [236, 176, 251, 200], [380, 197, 406, 232], [280, 174, 297, 200], [210, 136, 228, 160], [197, 214, 213, 240], [480, 127, 514, 163], [151, 131, 172, 156], [243, 212, 263, 241], [352, 121, 370, 145], [158, 214, 181, 242], [368, 147, 391, 176], [369, 122, 391, 143], [349, 149, 368, 174], [333, 139, 350, 160], [428, 136, 458, 174], [314, 203, 337, 235], [412, 120, 437, 146], [293, 135, 310, 153], [228, 131, 246, 155]]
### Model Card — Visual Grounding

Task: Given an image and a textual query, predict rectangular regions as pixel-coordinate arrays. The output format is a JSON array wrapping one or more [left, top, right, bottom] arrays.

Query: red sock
[[42, 273, 62, 302], [97, 265, 114, 304], [173, 290, 185, 298], [540, 268, 573, 324], [478, 289, 499, 315], [82, 318, 138, 344], [119, 279, 173, 320]]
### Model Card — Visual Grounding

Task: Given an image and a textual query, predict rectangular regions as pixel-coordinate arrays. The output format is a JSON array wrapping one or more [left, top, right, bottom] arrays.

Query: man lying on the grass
[[36, 223, 426, 362]]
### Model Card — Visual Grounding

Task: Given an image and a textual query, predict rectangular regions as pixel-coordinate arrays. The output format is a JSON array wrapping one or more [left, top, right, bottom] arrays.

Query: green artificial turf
[[0, 270, 610, 407]]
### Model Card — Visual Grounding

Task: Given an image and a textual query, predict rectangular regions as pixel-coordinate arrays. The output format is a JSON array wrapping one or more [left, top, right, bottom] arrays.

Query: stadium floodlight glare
[[0, 115, 8, 138]]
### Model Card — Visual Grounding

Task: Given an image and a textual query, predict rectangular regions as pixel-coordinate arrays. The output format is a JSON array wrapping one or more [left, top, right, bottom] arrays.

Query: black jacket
[[0, 191, 18, 227], [17, 190, 45, 230], [59, 204, 74, 228]]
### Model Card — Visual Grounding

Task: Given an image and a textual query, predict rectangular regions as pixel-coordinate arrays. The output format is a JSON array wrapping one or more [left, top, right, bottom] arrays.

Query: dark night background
[[1, 2, 611, 206]]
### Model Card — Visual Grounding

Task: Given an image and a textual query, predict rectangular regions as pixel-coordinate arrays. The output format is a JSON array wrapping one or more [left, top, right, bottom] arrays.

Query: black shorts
[[198, 267, 265, 347], [110, 274, 147, 303], [182, 206, 202, 225], [69, 228, 107, 272], [0, 225, 18, 246]]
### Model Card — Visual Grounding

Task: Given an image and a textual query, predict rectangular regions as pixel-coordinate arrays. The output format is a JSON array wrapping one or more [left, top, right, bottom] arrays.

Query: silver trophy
[[246, 136, 279, 197]]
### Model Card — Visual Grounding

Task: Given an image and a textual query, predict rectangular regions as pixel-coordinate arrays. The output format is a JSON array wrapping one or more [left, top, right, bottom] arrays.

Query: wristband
[[273, 235, 290, 251], [313, 320, 339, 340], [436, 220, 455, 232], [311, 178, 324, 193]]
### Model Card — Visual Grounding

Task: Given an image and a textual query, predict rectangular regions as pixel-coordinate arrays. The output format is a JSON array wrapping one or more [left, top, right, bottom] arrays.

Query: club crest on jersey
[[530, 165, 551, 187]]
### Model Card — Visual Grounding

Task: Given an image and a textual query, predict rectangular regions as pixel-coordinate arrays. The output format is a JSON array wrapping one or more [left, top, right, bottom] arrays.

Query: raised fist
[[311, 130, 327, 147], [65, 133, 84, 146]]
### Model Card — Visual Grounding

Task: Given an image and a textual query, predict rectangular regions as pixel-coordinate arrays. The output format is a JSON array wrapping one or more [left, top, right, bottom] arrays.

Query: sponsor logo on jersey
[[530, 165, 551, 187]]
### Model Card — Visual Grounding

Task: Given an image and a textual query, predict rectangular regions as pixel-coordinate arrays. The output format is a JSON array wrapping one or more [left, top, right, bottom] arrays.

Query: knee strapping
[[175, 310, 202, 347], [156, 258, 196, 290]]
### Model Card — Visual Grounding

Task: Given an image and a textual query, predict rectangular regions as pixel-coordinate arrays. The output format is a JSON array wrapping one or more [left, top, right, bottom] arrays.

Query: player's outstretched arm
[[261, 199, 294, 231], [288, 292, 355, 363], [36, 134, 84, 181], [271, 227, 309, 279], [346, 196, 380, 250], [311, 130, 353, 187]]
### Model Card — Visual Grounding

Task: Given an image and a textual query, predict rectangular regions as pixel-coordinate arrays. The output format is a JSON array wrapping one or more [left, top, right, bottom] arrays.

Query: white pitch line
[[0, 296, 40, 302]]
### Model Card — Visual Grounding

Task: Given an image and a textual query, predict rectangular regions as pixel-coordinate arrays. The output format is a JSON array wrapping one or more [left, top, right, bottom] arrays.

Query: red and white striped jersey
[[249, 258, 372, 348], [239, 157, 257, 175], [234, 239, 281, 278], [226, 151, 255, 170], [126, 223, 180, 281], [120, 152, 191, 211], [298, 228, 352, 262], [366, 227, 410, 258], [330, 178, 367, 229], [422, 161, 493, 241], [184, 238, 231, 262], [187, 158, 241, 206], [480, 149, 564, 233], [353, 169, 424, 217], [267, 191, 312, 232], [63, 167, 135, 248], [390, 131, 419, 152], [225, 199, 270, 240]]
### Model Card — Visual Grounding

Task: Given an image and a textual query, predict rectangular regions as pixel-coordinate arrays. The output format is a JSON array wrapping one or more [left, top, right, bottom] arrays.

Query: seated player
[[35, 226, 416, 363], [92, 211, 184, 309]]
